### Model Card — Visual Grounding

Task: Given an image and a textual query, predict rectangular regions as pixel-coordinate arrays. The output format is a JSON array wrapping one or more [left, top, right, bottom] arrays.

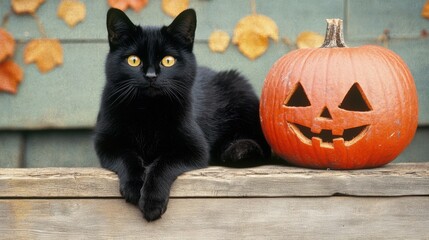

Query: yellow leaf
[[422, 0, 429, 19], [296, 31, 324, 49], [0, 60, 24, 94], [208, 30, 230, 53], [162, 0, 189, 17], [233, 14, 277, 60], [11, 0, 45, 14], [233, 14, 279, 44], [108, 0, 149, 12], [235, 31, 269, 60], [57, 0, 86, 28], [24, 39, 63, 73], [0, 28, 16, 62]]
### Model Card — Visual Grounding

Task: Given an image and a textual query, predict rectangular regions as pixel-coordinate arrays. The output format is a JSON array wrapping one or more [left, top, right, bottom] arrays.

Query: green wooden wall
[[0, 0, 428, 167]]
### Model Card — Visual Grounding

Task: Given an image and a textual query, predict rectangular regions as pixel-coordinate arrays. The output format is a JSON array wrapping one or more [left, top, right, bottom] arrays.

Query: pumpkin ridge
[[372, 46, 417, 155]]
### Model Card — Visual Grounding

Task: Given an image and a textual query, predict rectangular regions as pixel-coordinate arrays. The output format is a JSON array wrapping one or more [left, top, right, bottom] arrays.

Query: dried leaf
[[0, 28, 16, 62], [0, 60, 23, 94], [233, 14, 278, 60], [235, 31, 269, 60], [233, 14, 279, 44], [162, 0, 189, 17], [208, 30, 230, 53], [108, 0, 149, 12], [422, 0, 429, 19], [296, 31, 324, 49], [57, 0, 86, 28], [24, 39, 63, 73], [11, 0, 45, 14]]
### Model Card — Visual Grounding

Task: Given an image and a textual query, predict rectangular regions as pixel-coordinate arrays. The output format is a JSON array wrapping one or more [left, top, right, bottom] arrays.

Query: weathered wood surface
[[1, 163, 428, 198], [0, 197, 428, 239], [0, 164, 428, 239]]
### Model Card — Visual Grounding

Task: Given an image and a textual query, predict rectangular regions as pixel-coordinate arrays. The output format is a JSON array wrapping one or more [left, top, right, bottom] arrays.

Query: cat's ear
[[106, 8, 136, 48], [166, 9, 196, 46]]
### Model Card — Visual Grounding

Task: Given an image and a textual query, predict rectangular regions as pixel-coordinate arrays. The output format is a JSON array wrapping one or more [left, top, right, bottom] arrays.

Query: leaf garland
[[0, 0, 86, 94], [3, 0, 423, 94]]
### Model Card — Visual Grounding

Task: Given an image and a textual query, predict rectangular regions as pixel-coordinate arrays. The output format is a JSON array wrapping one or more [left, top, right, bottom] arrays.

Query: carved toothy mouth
[[288, 123, 369, 148]]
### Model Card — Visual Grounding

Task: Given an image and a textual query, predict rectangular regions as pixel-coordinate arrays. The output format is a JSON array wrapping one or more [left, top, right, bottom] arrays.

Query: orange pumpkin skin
[[260, 21, 418, 169]]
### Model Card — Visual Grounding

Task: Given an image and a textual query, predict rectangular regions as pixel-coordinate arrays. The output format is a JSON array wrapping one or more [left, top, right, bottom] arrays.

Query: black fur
[[94, 8, 271, 222]]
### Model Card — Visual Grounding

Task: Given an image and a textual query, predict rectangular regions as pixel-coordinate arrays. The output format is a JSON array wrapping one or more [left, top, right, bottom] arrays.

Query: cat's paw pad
[[119, 180, 143, 205], [139, 196, 168, 222], [221, 139, 264, 166]]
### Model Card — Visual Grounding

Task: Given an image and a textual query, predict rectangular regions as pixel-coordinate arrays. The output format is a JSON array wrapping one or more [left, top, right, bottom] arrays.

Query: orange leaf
[[0, 60, 24, 94], [108, 0, 149, 12], [422, 0, 429, 19], [11, 0, 45, 14], [57, 0, 86, 28], [233, 14, 279, 44], [296, 31, 324, 49], [235, 31, 269, 60], [208, 30, 230, 53], [0, 28, 16, 62], [162, 0, 189, 17], [233, 14, 278, 60], [24, 39, 63, 73]]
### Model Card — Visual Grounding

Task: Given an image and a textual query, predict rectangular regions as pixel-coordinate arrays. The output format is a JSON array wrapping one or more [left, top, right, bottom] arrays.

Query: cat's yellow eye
[[127, 55, 141, 67], [161, 56, 176, 67]]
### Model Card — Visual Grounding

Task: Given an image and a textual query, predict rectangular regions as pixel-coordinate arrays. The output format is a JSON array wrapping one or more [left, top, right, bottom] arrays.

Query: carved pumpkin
[[260, 19, 418, 169]]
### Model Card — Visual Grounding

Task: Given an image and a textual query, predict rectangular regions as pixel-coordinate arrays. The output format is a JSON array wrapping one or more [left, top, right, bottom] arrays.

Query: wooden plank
[[0, 132, 23, 167], [394, 127, 429, 163], [25, 130, 99, 167], [0, 164, 428, 198], [0, 197, 428, 239]]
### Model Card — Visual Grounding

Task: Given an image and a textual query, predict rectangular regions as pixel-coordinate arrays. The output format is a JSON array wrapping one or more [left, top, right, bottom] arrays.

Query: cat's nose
[[145, 67, 157, 82]]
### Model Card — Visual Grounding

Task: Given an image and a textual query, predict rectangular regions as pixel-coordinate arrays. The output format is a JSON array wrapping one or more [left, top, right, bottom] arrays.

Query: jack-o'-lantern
[[260, 19, 418, 169]]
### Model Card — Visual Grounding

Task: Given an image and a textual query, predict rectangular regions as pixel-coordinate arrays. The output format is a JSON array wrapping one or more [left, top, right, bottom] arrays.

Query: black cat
[[94, 8, 271, 221]]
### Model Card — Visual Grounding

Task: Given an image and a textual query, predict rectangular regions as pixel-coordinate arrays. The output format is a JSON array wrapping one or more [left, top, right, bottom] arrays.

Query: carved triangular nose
[[319, 107, 332, 119]]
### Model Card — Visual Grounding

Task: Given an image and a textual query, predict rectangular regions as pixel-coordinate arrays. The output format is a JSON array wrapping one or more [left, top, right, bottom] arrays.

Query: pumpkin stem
[[321, 19, 348, 48]]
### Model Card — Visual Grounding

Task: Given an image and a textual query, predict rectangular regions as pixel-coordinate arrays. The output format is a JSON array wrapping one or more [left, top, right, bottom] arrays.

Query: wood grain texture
[[0, 197, 428, 239], [1, 163, 428, 198]]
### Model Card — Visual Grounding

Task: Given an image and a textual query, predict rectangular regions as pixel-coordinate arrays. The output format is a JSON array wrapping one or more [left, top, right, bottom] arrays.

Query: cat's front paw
[[138, 194, 169, 222], [119, 180, 143, 205]]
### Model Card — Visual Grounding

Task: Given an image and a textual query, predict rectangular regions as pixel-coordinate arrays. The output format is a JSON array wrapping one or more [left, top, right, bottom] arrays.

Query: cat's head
[[105, 8, 197, 101]]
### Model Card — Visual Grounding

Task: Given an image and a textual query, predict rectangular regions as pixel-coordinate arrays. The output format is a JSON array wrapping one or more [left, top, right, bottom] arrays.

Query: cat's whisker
[[107, 80, 137, 109]]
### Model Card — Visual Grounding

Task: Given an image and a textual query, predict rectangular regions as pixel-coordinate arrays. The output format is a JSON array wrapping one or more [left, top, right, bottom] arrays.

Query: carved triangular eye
[[285, 83, 311, 107], [339, 83, 372, 111]]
